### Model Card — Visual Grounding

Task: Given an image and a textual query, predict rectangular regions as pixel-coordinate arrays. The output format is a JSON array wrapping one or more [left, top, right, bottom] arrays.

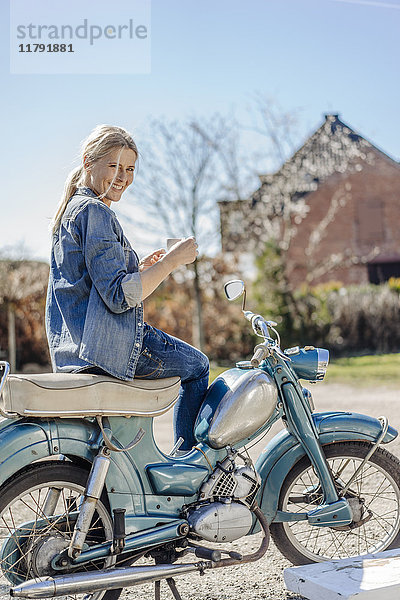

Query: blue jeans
[[134, 323, 210, 451]]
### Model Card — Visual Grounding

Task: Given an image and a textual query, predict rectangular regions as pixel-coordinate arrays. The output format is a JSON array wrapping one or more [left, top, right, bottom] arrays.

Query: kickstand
[[154, 580, 161, 600], [167, 578, 183, 600], [154, 578, 183, 600]]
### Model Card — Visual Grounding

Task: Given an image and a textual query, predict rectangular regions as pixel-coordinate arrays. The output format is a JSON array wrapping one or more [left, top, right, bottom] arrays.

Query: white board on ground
[[284, 548, 400, 600]]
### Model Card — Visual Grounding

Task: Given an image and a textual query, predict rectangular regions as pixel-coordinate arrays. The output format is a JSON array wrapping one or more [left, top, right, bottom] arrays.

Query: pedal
[[112, 508, 126, 554], [194, 546, 222, 562]]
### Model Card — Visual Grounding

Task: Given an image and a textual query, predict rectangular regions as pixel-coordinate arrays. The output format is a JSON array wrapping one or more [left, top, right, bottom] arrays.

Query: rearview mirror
[[224, 280, 245, 301]]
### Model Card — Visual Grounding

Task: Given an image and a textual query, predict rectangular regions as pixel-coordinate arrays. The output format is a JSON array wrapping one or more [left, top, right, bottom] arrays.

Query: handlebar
[[243, 312, 284, 366], [243, 311, 255, 322], [244, 311, 277, 338]]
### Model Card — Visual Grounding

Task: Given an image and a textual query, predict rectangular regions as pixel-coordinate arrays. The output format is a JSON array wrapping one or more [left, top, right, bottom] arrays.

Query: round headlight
[[316, 348, 329, 380]]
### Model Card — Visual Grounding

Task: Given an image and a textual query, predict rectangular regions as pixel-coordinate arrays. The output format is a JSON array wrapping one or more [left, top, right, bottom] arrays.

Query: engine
[[186, 450, 260, 543]]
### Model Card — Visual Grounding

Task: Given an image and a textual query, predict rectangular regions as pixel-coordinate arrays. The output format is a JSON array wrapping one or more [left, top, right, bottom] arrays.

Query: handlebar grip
[[251, 347, 267, 367]]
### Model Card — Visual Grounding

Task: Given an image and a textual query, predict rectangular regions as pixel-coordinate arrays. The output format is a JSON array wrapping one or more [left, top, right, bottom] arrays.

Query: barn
[[219, 114, 400, 287]]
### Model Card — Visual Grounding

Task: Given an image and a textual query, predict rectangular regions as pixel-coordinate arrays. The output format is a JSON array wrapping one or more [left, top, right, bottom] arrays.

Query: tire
[[0, 461, 123, 600], [270, 441, 400, 564]]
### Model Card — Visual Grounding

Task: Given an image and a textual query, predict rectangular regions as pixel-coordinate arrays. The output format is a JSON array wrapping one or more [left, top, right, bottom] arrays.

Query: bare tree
[[247, 93, 304, 171], [122, 115, 255, 350]]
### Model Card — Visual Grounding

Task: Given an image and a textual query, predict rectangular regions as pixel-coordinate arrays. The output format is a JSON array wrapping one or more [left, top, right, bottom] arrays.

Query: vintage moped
[[0, 279, 399, 600]]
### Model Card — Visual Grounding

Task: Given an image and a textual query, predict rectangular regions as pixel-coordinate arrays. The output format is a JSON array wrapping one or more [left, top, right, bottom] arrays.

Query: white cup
[[167, 238, 182, 251]]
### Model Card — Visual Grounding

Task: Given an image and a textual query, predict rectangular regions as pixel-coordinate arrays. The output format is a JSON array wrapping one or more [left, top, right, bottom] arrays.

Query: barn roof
[[250, 114, 398, 206]]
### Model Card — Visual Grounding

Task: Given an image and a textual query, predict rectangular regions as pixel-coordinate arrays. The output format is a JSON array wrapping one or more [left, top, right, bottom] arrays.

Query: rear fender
[[0, 418, 55, 487], [0, 417, 103, 488], [253, 411, 397, 530], [0, 417, 146, 517]]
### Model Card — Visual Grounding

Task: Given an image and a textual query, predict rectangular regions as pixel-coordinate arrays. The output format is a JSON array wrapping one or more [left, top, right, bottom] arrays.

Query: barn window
[[368, 261, 400, 284]]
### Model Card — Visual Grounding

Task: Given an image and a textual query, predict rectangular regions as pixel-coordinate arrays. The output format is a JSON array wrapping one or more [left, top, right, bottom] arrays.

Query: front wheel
[[270, 441, 400, 564]]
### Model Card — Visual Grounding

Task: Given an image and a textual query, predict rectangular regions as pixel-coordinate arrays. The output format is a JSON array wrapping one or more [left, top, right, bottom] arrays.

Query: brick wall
[[286, 157, 400, 286]]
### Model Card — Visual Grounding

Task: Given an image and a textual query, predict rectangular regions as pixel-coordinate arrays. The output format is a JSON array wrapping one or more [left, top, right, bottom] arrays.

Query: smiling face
[[84, 146, 137, 207]]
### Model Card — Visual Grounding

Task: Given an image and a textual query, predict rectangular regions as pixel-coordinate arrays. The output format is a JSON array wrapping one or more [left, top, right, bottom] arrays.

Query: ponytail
[[51, 165, 84, 234]]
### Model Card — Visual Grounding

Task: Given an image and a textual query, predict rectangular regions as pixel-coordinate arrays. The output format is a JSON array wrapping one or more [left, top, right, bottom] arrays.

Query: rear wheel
[[270, 441, 400, 564], [0, 461, 123, 600]]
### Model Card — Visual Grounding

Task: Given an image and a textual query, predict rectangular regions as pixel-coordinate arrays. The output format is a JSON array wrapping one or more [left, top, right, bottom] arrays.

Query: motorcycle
[[0, 278, 399, 600]]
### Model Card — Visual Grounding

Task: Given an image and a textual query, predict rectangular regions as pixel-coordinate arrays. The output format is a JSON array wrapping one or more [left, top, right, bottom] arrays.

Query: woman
[[45, 124, 209, 453]]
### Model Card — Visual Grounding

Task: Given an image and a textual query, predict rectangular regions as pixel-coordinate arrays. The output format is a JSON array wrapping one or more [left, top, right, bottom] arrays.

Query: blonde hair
[[51, 125, 138, 233]]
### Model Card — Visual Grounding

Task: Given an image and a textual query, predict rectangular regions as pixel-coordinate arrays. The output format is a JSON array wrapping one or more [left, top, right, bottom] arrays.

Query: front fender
[[254, 411, 397, 527]]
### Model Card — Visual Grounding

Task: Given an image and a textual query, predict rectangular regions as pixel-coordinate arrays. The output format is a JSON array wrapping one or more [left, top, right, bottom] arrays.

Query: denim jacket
[[45, 187, 144, 380]]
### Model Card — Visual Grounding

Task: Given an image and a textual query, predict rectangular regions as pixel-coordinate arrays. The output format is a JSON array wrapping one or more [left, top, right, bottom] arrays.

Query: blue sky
[[1, 0, 399, 260]]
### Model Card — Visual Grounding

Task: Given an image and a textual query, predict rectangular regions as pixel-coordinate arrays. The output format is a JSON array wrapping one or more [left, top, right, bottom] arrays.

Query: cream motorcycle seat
[[0, 372, 181, 418]]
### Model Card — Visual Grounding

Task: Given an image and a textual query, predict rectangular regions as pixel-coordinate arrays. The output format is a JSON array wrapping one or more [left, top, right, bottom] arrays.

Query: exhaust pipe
[[11, 505, 270, 599], [11, 562, 208, 598]]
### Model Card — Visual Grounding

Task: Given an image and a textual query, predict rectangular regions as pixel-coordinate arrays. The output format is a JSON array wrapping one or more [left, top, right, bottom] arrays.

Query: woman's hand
[[139, 249, 166, 272], [166, 237, 198, 269], [138, 237, 198, 302]]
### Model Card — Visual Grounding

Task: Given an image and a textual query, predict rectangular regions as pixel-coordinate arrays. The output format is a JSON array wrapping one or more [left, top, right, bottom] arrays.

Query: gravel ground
[[1, 383, 399, 600]]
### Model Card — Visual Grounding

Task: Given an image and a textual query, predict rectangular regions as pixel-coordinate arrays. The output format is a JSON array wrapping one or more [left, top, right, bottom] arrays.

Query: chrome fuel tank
[[194, 368, 278, 449]]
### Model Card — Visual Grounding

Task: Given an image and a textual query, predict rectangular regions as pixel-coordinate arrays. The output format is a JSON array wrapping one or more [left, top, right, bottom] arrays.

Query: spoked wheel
[[0, 461, 123, 600], [270, 441, 400, 564]]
